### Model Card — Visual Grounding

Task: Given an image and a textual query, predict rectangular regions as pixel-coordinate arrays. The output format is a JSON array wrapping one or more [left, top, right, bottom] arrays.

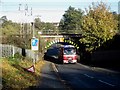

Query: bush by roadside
[[0, 53, 44, 89]]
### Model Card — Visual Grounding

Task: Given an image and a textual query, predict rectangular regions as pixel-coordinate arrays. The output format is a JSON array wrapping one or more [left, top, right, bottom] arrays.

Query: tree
[[59, 6, 84, 33], [80, 2, 118, 52], [1, 20, 20, 36], [118, 14, 120, 33], [112, 12, 120, 33], [34, 18, 44, 30], [0, 16, 7, 23], [34, 18, 57, 34], [0, 16, 26, 47]]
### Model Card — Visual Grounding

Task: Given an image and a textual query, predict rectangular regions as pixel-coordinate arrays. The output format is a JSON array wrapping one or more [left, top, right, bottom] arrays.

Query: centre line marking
[[84, 74, 94, 79], [98, 80, 115, 87]]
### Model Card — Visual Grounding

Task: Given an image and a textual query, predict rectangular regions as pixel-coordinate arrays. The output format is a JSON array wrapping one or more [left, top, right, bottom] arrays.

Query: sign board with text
[[31, 38, 39, 51]]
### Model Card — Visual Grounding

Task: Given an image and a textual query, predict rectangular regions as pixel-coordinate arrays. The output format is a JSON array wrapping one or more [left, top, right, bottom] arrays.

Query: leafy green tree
[[2, 22, 20, 36], [43, 22, 56, 34], [80, 2, 118, 52], [0, 16, 7, 23], [59, 6, 84, 33], [0, 16, 25, 47], [34, 18, 57, 34], [118, 14, 120, 33], [34, 18, 44, 30]]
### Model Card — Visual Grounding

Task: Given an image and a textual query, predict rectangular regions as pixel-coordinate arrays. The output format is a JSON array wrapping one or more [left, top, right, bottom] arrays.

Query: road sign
[[31, 38, 39, 51], [26, 65, 35, 73], [60, 38, 64, 42]]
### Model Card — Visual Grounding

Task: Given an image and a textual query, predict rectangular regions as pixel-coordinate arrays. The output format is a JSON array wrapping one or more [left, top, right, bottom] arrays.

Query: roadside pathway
[[37, 61, 66, 89]]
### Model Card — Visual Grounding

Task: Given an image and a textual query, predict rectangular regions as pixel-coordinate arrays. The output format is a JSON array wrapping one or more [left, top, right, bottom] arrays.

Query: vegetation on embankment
[[0, 53, 44, 89]]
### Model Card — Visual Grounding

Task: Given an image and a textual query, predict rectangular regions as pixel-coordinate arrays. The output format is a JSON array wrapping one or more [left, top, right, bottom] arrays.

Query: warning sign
[[26, 65, 35, 73]]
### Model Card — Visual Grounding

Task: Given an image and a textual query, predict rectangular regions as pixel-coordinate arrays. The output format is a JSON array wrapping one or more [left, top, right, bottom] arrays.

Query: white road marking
[[98, 80, 115, 87], [77, 63, 91, 69], [84, 74, 94, 79], [52, 63, 58, 72], [51, 63, 72, 90]]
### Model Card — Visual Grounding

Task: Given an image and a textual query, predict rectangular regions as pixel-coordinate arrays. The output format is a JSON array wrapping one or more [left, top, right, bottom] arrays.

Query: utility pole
[[18, 4, 21, 11], [31, 7, 32, 16], [31, 22, 35, 38]]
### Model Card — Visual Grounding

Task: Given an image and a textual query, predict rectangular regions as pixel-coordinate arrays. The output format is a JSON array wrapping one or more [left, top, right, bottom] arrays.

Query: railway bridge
[[38, 34, 82, 53]]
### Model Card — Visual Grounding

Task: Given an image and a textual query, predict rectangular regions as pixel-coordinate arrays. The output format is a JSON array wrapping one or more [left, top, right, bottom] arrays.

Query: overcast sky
[[0, 0, 119, 23], [1, 0, 119, 2]]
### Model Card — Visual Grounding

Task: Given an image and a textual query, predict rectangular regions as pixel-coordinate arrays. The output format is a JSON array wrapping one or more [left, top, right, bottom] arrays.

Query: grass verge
[[0, 55, 44, 89]]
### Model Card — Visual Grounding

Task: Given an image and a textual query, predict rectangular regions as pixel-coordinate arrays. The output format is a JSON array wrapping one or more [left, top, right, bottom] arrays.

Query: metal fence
[[41, 29, 82, 34], [1, 44, 16, 57], [25, 49, 40, 62], [0, 44, 40, 62]]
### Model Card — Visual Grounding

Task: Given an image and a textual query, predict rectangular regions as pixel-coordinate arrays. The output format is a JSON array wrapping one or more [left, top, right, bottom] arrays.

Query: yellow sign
[[60, 38, 64, 42]]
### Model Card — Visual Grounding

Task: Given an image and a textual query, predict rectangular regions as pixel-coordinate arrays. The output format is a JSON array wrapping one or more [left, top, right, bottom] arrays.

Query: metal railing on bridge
[[41, 29, 82, 35]]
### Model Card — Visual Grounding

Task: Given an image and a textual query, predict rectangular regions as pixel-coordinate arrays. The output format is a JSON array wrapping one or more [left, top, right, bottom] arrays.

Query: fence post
[[22, 48, 26, 57], [12, 45, 15, 57]]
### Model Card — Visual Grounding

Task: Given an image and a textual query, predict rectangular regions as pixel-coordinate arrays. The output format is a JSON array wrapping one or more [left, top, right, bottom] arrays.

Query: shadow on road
[[43, 55, 62, 64], [38, 72, 65, 89], [79, 60, 120, 72], [28, 71, 66, 89]]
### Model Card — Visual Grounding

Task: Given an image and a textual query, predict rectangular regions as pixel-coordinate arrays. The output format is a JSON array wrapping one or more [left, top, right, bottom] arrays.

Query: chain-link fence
[[0, 44, 40, 62], [1, 44, 16, 57]]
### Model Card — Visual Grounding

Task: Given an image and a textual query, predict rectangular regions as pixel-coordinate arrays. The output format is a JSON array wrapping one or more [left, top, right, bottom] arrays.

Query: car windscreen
[[64, 48, 76, 55]]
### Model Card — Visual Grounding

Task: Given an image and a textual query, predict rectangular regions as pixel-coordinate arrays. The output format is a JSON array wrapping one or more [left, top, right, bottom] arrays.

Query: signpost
[[25, 38, 39, 73], [31, 37, 39, 68]]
